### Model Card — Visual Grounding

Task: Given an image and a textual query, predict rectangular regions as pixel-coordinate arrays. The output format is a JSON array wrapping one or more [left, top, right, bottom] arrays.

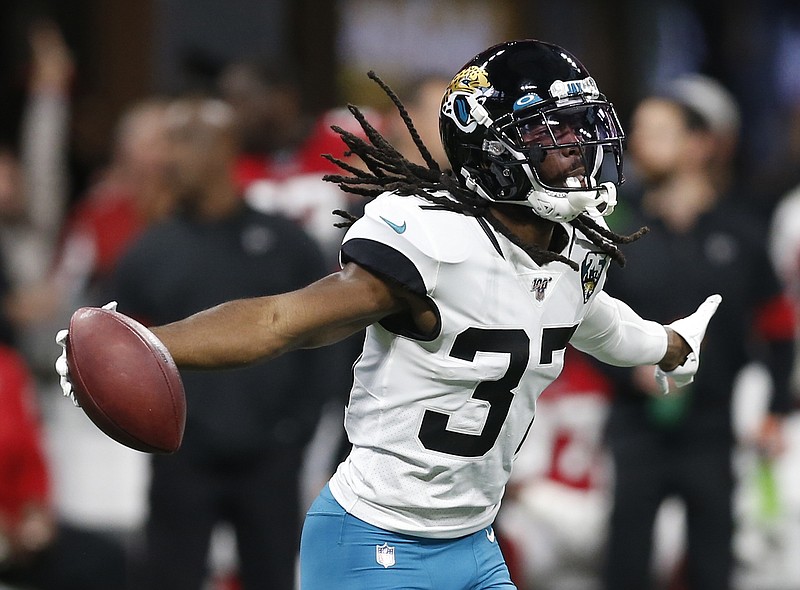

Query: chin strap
[[460, 167, 495, 201], [527, 181, 617, 222]]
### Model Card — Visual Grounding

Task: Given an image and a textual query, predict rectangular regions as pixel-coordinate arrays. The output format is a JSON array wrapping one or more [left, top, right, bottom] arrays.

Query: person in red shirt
[[6, 98, 173, 340], [0, 343, 127, 590], [218, 60, 383, 268], [56, 98, 174, 299], [217, 60, 347, 187], [0, 345, 53, 569], [496, 349, 615, 589]]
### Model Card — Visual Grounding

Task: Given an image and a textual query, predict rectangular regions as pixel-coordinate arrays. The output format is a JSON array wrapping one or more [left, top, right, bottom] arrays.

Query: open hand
[[655, 294, 722, 394]]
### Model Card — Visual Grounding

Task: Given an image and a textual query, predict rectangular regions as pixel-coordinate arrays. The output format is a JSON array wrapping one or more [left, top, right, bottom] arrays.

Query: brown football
[[66, 307, 186, 453]]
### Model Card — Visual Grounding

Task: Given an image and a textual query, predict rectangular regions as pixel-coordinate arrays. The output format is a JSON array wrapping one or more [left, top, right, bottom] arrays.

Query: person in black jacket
[[601, 74, 796, 590], [114, 97, 344, 590]]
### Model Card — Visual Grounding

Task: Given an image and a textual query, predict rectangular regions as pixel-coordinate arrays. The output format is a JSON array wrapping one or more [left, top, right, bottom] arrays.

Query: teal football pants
[[299, 484, 516, 589]]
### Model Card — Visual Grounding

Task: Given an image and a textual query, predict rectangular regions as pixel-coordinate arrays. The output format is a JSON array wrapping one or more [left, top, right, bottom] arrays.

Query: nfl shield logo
[[376, 542, 396, 568]]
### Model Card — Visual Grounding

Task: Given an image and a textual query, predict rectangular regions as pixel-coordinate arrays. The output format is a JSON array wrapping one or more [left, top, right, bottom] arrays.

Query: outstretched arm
[[571, 291, 671, 367], [152, 262, 408, 369], [572, 291, 721, 394]]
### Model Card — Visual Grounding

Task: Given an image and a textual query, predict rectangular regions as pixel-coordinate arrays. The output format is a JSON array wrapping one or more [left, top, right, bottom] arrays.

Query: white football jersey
[[328, 191, 613, 538]]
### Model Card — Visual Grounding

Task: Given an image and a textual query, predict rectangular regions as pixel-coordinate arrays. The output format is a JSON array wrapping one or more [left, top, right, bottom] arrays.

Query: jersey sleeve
[[571, 290, 668, 366], [342, 192, 475, 288], [341, 193, 441, 296], [340, 192, 472, 339]]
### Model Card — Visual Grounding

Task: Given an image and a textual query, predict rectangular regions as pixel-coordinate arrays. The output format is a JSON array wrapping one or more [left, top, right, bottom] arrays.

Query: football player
[[57, 40, 721, 589]]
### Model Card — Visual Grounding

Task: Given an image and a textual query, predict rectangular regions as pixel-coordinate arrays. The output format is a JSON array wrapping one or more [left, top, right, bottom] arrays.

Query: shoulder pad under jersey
[[344, 191, 475, 265]]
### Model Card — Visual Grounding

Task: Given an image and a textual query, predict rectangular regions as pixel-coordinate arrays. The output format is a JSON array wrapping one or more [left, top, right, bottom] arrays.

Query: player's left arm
[[571, 291, 721, 392], [572, 291, 668, 366]]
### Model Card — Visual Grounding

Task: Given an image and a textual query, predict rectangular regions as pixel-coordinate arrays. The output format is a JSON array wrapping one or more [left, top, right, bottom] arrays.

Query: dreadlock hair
[[323, 71, 648, 271]]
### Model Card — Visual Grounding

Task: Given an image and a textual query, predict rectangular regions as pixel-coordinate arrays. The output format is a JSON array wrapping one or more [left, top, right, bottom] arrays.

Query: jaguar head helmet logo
[[441, 66, 492, 133]]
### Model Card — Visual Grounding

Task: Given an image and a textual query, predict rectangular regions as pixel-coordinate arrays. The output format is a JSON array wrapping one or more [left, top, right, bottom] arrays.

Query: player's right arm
[[151, 262, 422, 369]]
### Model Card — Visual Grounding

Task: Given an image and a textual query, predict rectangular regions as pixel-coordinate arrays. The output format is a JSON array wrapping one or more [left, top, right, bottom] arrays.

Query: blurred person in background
[[217, 59, 341, 189], [600, 74, 796, 590], [0, 342, 55, 588], [385, 74, 451, 170], [114, 97, 335, 590], [764, 100, 800, 590], [6, 98, 173, 372], [52, 97, 173, 303], [770, 179, 800, 404], [0, 341, 126, 590], [1, 97, 174, 588], [12, 97, 172, 313], [0, 19, 72, 291], [0, 20, 72, 358], [496, 349, 614, 590], [218, 58, 370, 501], [0, 19, 146, 589], [218, 58, 382, 268]]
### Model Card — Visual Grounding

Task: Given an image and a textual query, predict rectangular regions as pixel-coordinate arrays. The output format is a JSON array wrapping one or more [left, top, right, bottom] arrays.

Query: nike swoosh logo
[[380, 216, 407, 234], [486, 528, 496, 543]]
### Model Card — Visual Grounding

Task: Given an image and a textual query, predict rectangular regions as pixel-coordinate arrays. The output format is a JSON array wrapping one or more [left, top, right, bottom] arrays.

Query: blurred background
[[2, 0, 800, 209], [0, 1, 799, 589]]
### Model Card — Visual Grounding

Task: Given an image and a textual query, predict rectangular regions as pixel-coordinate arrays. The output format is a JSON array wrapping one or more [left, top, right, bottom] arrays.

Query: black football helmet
[[440, 40, 625, 222]]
